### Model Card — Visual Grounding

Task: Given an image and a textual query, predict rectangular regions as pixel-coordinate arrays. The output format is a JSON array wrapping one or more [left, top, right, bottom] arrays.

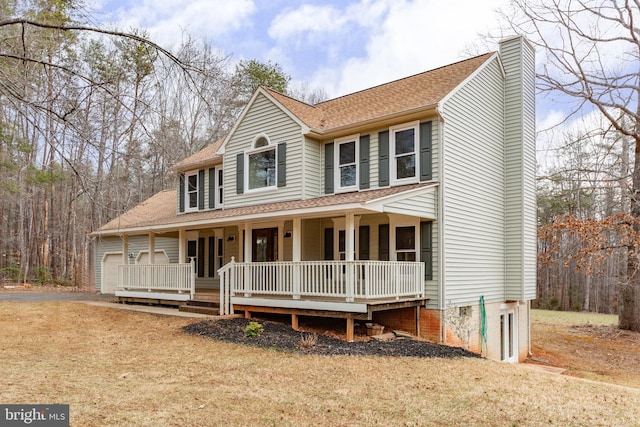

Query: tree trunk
[[620, 133, 640, 331]]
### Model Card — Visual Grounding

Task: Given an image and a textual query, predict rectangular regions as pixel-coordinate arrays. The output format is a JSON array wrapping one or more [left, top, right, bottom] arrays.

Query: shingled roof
[[264, 52, 494, 132], [93, 183, 435, 234], [170, 138, 224, 172]]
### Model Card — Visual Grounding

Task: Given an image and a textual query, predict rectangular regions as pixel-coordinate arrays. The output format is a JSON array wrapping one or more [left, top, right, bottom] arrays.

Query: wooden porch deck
[[188, 290, 429, 341]]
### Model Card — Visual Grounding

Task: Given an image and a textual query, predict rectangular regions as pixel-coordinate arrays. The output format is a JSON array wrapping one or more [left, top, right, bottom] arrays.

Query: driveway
[[0, 290, 115, 302]]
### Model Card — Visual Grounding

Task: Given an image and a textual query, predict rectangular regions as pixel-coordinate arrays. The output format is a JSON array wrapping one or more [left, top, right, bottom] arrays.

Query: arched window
[[246, 134, 276, 191]]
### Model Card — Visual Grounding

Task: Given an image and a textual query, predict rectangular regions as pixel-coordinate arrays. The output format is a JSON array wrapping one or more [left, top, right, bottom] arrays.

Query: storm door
[[252, 228, 278, 262]]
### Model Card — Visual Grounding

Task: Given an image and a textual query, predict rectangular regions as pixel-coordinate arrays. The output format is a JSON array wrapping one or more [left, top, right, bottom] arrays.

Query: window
[[215, 166, 223, 207], [391, 122, 419, 184], [395, 226, 416, 261], [217, 238, 224, 271], [335, 135, 358, 191], [185, 171, 199, 212], [246, 135, 276, 191]]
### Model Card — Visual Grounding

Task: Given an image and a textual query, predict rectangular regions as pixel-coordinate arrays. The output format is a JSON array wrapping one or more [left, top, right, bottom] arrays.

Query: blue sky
[[90, 0, 512, 98], [89, 0, 613, 174]]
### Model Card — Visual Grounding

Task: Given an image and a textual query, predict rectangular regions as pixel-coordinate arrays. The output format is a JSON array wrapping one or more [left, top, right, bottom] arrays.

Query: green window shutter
[[378, 224, 389, 261], [359, 225, 370, 260], [420, 221, 433, 280], [208, 168, 215, 209], [324, 143, 334, 194], [198, 170, 205, 210], [197, 237, 205, 278], [178, 173, 185, 213], [378, 131, 389, 187], [359, 135, 370, 190], [208, 236, 215, 277], [277, 143, 286, 187], [419, 121, 433, 181], [324, 228, 334, 260], [236, 153, 244, 194]]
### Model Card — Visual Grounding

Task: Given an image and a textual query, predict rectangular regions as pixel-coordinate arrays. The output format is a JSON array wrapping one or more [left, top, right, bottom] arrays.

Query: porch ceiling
[[92, 182, 438, 236]]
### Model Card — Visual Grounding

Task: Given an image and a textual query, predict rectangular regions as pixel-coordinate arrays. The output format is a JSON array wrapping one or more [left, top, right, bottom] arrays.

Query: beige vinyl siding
[[283, 220, 293, 261], [94, 235, 179, 291], [301, 218, 323, 260], [501, 36, 537, 301], [440, 57, 506, 307], [384, 189, 437, 219], [224, 226, 240, 263], [368, 118, 439, 190], [303, 137, 323, 198], [223, 93, 305, 208], [318, 118, 438, 194]]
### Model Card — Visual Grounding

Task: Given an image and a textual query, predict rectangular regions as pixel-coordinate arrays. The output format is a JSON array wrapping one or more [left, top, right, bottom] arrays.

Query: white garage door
[[101, 253, 122, 294]]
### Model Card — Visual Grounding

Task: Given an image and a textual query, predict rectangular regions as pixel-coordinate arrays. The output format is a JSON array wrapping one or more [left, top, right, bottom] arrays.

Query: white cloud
[[100, 0, 256, 48], [269, 4, 346, 40], [292, 0, 511, 97], [268, 0, 392, 41]]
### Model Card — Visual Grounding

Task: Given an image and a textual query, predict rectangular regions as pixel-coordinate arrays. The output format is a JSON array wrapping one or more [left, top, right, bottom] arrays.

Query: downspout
[[436, 107, 446, 343]]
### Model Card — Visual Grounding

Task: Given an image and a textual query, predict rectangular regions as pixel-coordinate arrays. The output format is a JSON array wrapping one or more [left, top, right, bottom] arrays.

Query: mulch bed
[[183, 317, 480, 358]]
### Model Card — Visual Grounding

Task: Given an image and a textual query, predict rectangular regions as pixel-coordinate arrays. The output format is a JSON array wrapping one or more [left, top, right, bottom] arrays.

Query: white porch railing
[[117, 260, 196, 299], [217, 258, 425, 315]]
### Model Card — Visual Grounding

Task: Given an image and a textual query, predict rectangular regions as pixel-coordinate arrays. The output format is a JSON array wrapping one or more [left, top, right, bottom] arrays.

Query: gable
[[222, 92, 306, 209]]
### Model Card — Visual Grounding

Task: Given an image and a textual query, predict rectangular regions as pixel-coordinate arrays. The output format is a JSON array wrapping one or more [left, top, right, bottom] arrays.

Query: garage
[[101, 252, 122, 294]]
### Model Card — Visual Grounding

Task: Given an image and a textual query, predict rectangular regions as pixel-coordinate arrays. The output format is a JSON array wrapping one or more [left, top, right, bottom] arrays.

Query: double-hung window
[[395, 226, 416, 261], [335, 135, 359, 192], [390, 122, 419, 185], [246, 136, 276, 191], [185, 171, 199, 212]]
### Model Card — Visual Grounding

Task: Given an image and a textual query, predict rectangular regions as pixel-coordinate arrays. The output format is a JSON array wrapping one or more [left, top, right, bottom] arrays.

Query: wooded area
[[0, 1, 304, 287], [502, 0, 640, 330], [1, 1, 640, 330]]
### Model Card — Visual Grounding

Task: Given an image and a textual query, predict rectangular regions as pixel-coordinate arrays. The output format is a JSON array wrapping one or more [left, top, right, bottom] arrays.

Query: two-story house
[[92, 35, 535, 362]]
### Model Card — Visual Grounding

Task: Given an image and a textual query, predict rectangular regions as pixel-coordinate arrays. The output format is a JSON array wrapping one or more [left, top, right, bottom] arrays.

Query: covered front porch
[[115, 258, 426, 308], [99, 183, 437, 339], [115, 257, 428, 340]]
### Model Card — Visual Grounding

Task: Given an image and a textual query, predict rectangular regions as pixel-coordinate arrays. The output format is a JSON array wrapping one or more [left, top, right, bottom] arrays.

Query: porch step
[[179, 299, 220, 316]]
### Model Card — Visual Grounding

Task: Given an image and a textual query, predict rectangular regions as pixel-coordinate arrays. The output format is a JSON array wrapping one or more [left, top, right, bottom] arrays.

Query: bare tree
[[500, 0, 640, 330]]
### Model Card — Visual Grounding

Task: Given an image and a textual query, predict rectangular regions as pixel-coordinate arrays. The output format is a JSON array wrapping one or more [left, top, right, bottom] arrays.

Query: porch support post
[[292, 218, 301, 300], [121, 235, 129, 265], [346, 317, 355, 342], [292, 218, 301, 261], [120, 235, 128, 291], [178, 229, 185, 263], [345, 213, 355, 262], [244, 223, 251, 296], [148, 232, 155, 264], [291, 313, 299, 331], [243, 223, 251, 262], [346, 212, 355, 302]]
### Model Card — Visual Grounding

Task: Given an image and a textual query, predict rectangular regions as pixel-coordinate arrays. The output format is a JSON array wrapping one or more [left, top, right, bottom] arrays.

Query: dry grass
[[531, 309, 640, 389], [1, 302, 640, 426]]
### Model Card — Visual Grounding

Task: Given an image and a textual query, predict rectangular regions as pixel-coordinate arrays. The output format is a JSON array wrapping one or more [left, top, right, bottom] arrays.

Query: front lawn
[[1, 302, 639, 426]]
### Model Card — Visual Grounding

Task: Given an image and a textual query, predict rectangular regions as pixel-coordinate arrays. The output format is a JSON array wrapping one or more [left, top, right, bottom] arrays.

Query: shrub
[[244, 321, 264, 338], [32, 266, 52, 285], [0, 265, 23, 282], [300, 332, 318, 349]]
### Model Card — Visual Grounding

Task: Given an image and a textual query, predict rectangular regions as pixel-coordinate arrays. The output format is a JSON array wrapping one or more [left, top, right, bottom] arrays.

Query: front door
[[252, 228, 278, 262]]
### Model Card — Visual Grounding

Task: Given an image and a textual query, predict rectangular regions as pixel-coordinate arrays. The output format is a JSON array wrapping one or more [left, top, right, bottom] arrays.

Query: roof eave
[[306, 104, 439, 139], [91, 202, 370, 237], [169, 156, 223, 173]]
